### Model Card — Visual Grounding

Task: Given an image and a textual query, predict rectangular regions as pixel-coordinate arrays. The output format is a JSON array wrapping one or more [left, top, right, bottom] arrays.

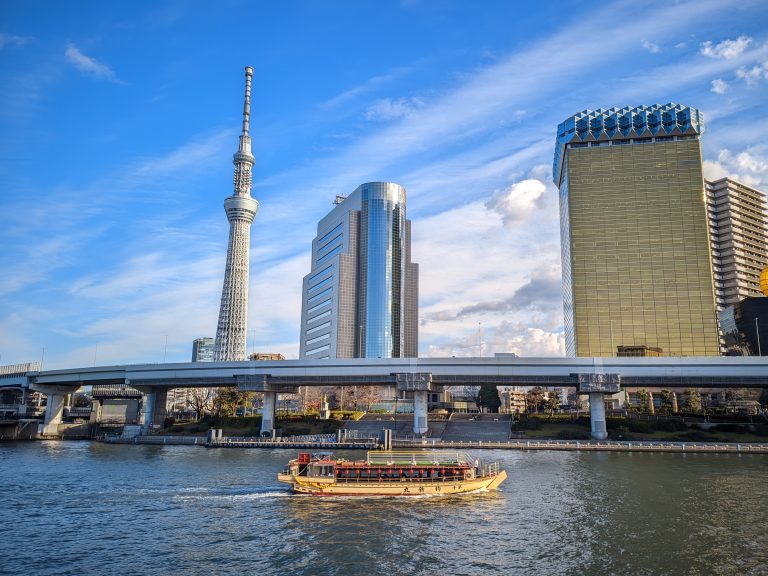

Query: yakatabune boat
[[277, 451, 507, 496]]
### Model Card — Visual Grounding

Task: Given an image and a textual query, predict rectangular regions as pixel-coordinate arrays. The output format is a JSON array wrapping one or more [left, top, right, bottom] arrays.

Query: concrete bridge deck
[[4, 356, 767, 440]]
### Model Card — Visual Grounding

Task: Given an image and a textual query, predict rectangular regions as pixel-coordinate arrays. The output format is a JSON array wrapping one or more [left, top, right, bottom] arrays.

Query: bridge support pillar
[[136, 388, 168, 434], [40, 392, 66, 436], [589, 392, 608, 440], [394, 373, 432, 437], [413, 390, 428, 436], [141, 391, 155, 435], [261, 391, 276, 436], [153, 388, 167, 429]]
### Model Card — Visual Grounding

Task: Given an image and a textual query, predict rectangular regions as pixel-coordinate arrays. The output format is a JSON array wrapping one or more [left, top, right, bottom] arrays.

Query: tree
[[189, 388, 214, 420], [476, 383, 501, 413], [73, 394, 91, 408], [635, 389, 650, 414], [525, 387, 545, 414], [724, 389, 740, 415], [302, 386, 326, 413], [659, 389, 674, 415], [544, 392, 561, 417], [355, 386, 382, 411], [213, 386, 252, 416], [681, 388, 702, 414]]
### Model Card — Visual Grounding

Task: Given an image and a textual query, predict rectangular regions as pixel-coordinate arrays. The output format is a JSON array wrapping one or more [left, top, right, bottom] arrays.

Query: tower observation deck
[[213, 67, 259, 361]]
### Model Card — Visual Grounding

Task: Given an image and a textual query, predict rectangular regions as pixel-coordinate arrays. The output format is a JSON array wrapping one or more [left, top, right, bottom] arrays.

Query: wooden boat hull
[[279, 469, 507, 496]]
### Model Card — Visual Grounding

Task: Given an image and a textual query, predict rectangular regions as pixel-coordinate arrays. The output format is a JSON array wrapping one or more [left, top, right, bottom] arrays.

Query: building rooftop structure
[[249, 352, 286, 361], [553, 103, 704, 186]]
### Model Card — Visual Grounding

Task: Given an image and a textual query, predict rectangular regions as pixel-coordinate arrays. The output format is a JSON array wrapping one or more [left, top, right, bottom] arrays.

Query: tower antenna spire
[[242, 66, 253, 136]]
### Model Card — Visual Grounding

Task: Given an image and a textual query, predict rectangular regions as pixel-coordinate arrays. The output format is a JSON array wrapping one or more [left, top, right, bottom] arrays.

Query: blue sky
[[1, 0, 767, 369]]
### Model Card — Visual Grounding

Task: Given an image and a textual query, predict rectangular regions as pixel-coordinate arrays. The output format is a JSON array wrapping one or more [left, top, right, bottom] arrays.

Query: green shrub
[[627, 420, 654, 434], [533, 414, 578, 423], [608, 426, 630, 440], [673, 431, 721, 442], [713, 423, 745, 434], [515, 418, 542, 431], [654, 420, 688, 432], [557, 429, 591, 440]]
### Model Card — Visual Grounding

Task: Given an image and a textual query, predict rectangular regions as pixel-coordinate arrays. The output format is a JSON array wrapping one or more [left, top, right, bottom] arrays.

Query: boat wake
[[173, 488, 290, 503]]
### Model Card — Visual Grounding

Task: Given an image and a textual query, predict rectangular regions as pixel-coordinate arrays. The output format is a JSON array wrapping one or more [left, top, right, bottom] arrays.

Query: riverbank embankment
[[99, 435, 768, 454]]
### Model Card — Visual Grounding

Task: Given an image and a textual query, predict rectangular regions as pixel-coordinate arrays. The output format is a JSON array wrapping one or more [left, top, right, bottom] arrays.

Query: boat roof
[[365, 451, 472, 466]]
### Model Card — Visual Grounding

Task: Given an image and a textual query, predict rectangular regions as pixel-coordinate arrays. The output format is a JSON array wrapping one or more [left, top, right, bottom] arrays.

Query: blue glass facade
[[299, 182, 418, 359], [557, 160, 576, 357], [360, 183, 407, 358]]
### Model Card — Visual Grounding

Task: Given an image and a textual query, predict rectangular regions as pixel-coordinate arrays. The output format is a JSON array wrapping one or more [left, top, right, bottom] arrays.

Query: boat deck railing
[[480, 461, 500, 478], [332, 474, 469, 484], [366, 450, 471, 466]]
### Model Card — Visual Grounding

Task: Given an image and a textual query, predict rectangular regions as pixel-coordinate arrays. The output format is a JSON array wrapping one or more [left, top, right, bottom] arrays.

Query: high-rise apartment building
[[298, 182, 418, 359], [705, 177, 768, 309], [554, 103, 720, 357], [192, 337, 214, 362]]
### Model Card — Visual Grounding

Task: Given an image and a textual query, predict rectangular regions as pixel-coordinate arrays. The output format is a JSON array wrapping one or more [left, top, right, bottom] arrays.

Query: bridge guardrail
[[392, 438, 768, 453]]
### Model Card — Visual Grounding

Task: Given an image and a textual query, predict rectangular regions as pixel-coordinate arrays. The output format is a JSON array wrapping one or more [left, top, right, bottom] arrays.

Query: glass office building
[[719, 297, 768, 356], [553, 103, 720, 357], [299, 182, 418, 359], [192, 337, 214, 362]]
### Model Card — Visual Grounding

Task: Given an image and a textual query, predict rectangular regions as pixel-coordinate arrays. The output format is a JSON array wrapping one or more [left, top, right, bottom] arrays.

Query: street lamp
[[756, 317, 762, 356]]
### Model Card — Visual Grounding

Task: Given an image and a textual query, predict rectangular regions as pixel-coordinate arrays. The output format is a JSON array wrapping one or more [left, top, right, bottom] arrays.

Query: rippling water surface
[[1, 442, 766, 575]]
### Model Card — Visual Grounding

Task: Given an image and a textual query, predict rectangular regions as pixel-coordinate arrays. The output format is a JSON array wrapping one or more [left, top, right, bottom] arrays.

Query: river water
[[1, 441, 766, 576]]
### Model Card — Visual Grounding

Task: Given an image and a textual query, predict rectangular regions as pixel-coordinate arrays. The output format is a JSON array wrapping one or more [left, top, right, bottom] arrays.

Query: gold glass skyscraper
[[554, 104, 720, 357]]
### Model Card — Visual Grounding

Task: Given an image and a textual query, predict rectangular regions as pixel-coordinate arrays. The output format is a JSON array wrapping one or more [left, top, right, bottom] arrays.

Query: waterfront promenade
[[101, 434, 768, 454]]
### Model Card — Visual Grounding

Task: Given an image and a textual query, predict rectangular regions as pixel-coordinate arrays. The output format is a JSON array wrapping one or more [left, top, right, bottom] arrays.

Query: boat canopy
[[365, 451, 472, 466]]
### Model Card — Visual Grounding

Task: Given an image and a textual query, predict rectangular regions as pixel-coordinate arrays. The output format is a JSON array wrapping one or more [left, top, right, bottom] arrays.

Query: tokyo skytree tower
[[213, 67, 259, 361]]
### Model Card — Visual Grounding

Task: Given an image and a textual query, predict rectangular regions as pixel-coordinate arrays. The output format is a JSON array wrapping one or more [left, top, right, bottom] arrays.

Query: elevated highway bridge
[[7, 356, 768, 439]]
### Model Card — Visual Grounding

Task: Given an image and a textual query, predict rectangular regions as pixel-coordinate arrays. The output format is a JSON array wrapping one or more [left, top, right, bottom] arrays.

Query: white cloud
[[0, 33, 31, 49], [414, 166, 562, 358], [320, 68, 410, 109], [248, 253, 310, 359], [485, 178, 547, 224], [736, 62, 768, 86], [700, 35, 752, 59], [65, 43, 123, 83], [364, 97, 425, 121], [492, 324, 565, 357], [703, 147, 768, 188], [129, 129, 233, 181], [642, 39, 660, 53], [710, 78, 729, 94], [425, 325, 564, 358]]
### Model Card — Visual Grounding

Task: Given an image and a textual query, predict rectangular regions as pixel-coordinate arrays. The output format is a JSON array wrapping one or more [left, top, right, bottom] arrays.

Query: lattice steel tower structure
[[213, 66, 259, 361]]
